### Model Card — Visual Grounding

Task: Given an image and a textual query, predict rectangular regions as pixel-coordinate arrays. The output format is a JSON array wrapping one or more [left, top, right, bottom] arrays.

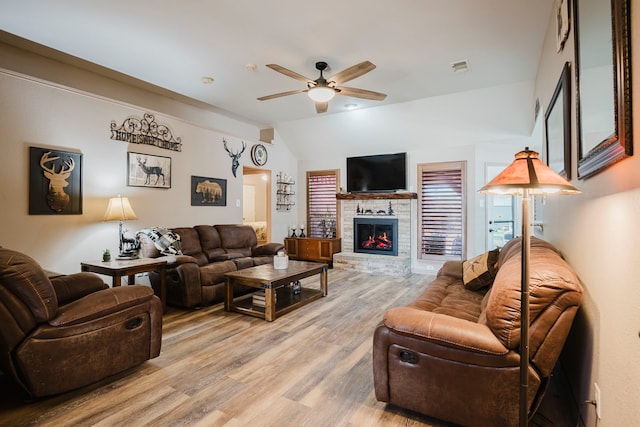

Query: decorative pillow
[[136, 228, 183, 255], [462, 248, 500, 290]]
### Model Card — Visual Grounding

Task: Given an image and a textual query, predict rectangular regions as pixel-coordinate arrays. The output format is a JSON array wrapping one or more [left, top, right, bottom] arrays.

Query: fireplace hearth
[[354, 217, 398, 256]]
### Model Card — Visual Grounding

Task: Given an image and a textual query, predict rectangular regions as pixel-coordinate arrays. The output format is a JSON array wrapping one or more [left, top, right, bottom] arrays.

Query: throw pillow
[[137, 228, 183, 255], [462, 248, 500, 290]]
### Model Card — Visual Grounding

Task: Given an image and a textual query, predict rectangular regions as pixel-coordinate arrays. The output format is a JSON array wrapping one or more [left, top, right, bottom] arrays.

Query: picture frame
[[574, 0, 632, 179], [29, 146, 83, 215], [127, 152, 171, 189], [555, 0, 570, 52], [545, 62, 571, 179], [191, 176, 227, 206]]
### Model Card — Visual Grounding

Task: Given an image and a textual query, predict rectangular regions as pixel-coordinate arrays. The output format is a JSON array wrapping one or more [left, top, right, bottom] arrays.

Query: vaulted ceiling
[[0, 0, 554, 129]]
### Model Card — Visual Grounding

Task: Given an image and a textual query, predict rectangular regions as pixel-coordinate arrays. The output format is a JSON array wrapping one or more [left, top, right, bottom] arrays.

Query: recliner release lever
[[399, 350, 418, 364], [125, 317, 143, 330]]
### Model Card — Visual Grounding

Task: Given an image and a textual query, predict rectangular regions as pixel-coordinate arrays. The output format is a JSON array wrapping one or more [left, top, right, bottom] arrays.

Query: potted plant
[[102, 249, 111, 262]]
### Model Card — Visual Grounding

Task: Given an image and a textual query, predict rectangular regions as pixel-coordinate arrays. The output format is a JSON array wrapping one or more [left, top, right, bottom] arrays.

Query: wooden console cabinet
[[284, 237, 341, 266]]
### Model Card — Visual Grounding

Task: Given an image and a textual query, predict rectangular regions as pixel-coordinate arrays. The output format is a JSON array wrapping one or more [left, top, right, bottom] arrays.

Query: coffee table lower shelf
[[232, 287, 323, 320]]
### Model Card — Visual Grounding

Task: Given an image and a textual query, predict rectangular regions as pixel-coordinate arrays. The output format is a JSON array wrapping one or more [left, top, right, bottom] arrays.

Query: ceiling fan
[[257, 61, 387, 113]]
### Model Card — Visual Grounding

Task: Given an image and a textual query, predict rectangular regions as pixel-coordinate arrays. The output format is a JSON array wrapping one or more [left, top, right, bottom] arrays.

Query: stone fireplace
[[333, 192, 416, 276]]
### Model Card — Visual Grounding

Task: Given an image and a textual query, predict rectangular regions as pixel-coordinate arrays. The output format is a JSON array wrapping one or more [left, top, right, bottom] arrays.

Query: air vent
[[450, 60, 470, 73]]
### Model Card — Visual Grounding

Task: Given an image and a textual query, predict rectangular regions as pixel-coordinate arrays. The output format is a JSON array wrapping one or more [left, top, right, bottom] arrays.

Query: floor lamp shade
[[479, 148, 580, 196], [479, 148, 579, 426]]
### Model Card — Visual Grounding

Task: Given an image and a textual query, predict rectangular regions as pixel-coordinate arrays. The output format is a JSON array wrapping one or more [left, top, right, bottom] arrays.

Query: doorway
[[242, 166, 271, 244]]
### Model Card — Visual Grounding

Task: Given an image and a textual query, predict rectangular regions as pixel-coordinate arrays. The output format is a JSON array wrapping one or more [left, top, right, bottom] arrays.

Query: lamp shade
[[104, 196, 138, 221], [479, 148, 581, 195], [307, 85, 336, 102]]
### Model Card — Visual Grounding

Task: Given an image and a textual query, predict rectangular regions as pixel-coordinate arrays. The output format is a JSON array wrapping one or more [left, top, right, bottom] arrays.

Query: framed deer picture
[[29, 146, 83, 215], [127, 152, 171, 189]]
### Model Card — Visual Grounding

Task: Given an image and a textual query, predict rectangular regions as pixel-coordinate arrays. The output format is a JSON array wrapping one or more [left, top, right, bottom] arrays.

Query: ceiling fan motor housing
[[315, 61, 329, 72]]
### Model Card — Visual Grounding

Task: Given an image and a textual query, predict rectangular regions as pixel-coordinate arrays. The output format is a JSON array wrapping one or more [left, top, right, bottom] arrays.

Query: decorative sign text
[[110, 113, 182, 152]]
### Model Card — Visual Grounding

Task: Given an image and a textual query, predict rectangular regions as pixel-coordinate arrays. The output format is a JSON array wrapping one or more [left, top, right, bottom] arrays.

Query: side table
[[81, 258, 167, 312]]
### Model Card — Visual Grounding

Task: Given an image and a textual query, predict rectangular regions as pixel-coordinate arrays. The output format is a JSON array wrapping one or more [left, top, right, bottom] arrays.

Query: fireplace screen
[[354, 218, 398, 256]]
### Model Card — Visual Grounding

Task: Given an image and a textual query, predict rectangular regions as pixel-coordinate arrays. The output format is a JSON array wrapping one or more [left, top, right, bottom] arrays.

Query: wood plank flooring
[[0, 270, 573, 426]]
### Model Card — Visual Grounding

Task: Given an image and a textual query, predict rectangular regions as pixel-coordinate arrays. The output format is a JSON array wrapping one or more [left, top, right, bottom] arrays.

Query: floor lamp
[[479, 148, 579, 426]]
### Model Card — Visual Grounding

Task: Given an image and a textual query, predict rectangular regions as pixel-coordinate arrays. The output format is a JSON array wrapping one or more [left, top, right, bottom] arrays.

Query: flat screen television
[[346, 152, 407, 193]]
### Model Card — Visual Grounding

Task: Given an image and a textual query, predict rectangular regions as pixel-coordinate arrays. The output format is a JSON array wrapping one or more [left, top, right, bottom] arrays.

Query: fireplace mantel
[[336, 192, 417, 200]]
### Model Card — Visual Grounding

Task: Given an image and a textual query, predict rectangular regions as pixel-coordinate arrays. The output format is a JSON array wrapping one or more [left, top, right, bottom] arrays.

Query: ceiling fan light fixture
[[308, 86, 336, 102]]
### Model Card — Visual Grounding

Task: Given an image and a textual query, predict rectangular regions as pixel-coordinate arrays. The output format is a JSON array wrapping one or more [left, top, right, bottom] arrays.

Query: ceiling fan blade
[[257, 89, 307, 101], [337, 86, 387, 101], [315, 102, 328, 114], [329, 61, 376, 85], [266, 64, 313, 83]]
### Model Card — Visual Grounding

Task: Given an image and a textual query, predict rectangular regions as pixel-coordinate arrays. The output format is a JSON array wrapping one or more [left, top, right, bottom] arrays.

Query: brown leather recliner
[[0, 248, 162, 397], [373, 237, 583, 426]]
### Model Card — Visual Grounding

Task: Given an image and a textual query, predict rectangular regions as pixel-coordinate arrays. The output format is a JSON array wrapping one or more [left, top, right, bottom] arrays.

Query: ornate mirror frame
[[574, 0, 632, 179]]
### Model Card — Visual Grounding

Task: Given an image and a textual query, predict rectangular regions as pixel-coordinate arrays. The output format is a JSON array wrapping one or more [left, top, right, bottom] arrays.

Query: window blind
[[419, 163, 465, 259], [307, 171, 339, 238]]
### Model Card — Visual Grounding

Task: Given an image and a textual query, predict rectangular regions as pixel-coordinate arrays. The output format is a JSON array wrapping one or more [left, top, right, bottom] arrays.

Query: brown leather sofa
[[138, 224, 284, 308], [373, 237, 583, 426], [0, 248, 162, 397]]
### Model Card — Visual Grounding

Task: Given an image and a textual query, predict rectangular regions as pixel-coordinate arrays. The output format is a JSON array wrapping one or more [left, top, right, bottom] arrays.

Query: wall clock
[[251, 144, 268, 166]]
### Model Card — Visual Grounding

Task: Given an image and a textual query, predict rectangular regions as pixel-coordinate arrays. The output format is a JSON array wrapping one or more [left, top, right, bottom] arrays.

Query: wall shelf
[[276, 177, 295, 211]]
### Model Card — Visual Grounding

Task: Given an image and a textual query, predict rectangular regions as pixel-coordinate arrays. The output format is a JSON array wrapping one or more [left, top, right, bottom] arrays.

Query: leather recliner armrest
[[163, 254, 199, 267], [437, 260, 463, 280], [51, 272, 109, 305], [49, 286, 156, 327], [383, 306, 508, 356], [252, 242, 285, 256]]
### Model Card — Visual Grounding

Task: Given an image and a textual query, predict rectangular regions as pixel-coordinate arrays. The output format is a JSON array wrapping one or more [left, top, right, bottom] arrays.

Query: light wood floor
[[0, 270, 573, 427]]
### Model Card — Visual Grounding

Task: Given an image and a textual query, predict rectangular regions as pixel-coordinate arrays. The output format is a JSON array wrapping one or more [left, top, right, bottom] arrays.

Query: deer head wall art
[[223, 138, 246, 177], [29, 147, 83, 214]]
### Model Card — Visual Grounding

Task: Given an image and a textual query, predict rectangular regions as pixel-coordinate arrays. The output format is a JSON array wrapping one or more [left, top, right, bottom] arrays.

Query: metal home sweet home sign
[[110, 113, 182, 152]]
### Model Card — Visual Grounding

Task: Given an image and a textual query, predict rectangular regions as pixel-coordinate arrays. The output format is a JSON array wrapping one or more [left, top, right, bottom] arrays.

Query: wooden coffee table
[[224, 260, 328, 321]]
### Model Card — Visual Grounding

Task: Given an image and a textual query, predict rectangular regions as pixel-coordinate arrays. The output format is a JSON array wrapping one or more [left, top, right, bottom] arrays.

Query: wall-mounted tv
[[346, 152, 407, 193]]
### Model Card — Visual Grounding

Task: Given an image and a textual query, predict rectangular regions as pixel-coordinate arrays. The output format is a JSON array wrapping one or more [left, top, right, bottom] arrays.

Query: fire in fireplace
[[354, 217, 398, 256]]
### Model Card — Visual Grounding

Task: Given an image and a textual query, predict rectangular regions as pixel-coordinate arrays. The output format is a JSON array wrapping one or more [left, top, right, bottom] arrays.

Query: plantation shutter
[[307, 170, 339, 238], [419, 162, 466, 259]]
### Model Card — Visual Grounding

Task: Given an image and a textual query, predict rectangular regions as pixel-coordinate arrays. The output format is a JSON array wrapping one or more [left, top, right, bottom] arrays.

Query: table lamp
[[479, 147, 580, 426], [104, 194, 139, 259]]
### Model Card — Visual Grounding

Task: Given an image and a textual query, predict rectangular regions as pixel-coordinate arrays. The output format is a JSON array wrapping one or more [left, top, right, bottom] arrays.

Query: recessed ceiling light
[[201, 76, 214, 84], [344, 103, 358, 110], [245, 63, 257, 72], [450, 60, 470, 73]]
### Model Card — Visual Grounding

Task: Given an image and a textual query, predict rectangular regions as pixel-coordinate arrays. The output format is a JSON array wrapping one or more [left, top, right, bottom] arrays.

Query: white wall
[[534, 4, 640, 426], [0, 45, 297, 274]]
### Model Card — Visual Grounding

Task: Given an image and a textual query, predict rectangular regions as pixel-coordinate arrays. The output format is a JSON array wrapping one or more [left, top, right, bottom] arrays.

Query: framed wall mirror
[[545, 62, 572, 179], [573, 0, 632, 179]]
